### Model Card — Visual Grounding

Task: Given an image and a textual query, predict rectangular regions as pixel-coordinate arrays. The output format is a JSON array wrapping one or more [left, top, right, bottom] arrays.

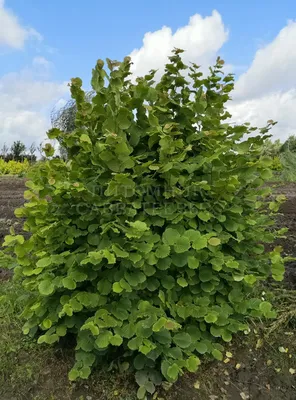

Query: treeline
[[262, 135, 296, 181], [0, 141, 41, 162]]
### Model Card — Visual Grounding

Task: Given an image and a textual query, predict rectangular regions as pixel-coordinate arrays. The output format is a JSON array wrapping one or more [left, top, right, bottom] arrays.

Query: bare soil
[[0, 177, 26, 281]]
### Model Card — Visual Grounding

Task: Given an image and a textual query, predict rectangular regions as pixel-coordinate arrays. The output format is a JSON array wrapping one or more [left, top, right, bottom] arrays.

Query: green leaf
[[177, 277, 188, 287], [112, 244, 129, 258], [196, 341, 208, 354], [128, 337, 142, 350], [38, 280, 54, 296], [212, 349, 223, 361], [113, 282, 123, 293], [186, 356, 201, 372], [135, 370, 149, 386], [155, 244, 170, 258], [79, 366, 91, 379], [163, 228, 180, 245], [62, 277, 76, 290], [208, 237, 221, 246], [154, 329, 172, 345], [56, 325, 67, 336], [167, 364, 179, 380], [205, 312, 218, 323], [47, 127, 62, 139], [97, 279, 112, 295], [192, 236, 208, 250], [128, 220, 149, 231], [95, 331, 112, 348], [42, 319, 52, 329], [134, 354, 147, 370], [174, 237, 190, 253], [161, 275, 175, 290], [70, 271, 87, 282], [80, 134, 92, 144], [118, 108, 132, 130], [137, 386, 146, 400], [173, 332, 192, 348], [187, 256, 200, 269], [36, 257, 51, 269], [110, 334, 123, 346], [152, 317, 166, 332], [199, 269, 213, 282], [68, 368, 79, 381], [198, 211, 211, 222]]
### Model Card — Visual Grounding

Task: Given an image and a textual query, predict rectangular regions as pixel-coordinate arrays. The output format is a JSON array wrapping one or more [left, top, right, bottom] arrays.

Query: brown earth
[[0, 177, 26, 281], [275, 183, 296, 289]]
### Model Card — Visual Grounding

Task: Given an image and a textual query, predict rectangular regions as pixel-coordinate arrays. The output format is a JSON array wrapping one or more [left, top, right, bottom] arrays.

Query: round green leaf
[[162, 228, 180, 245], [38, 280, 54, 296], [173, 332, 192, 348], [113, 282, 123, 293], [177, 277, 188, 287], [110, 334, 123, 346], [208, 237, 221, 246]]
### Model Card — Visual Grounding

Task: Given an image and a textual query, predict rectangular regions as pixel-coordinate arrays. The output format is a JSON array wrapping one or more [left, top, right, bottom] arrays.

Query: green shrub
[[281, 135, 296, 153], [279, 151, 296, 182], [3, 50, 285, 398]]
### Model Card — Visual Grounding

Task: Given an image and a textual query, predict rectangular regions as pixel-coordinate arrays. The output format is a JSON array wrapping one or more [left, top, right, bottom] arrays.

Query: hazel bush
[[4, 50, 285, 399]]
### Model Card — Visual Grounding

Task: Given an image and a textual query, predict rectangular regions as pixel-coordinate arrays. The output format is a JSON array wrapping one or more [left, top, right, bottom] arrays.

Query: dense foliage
[[4, 50, 285, 398], [0, 159, 30, 176], [262, 136, 296, 181]]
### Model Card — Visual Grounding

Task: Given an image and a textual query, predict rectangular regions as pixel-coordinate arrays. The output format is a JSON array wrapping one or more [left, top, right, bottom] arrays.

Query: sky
[[0, 0, 296, 149]]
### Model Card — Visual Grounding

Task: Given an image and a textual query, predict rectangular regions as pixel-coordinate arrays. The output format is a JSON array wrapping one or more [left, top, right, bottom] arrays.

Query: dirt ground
[[0, 177, 295, 400], [274, 183, 296, 288], [0, 177, 26, 281]]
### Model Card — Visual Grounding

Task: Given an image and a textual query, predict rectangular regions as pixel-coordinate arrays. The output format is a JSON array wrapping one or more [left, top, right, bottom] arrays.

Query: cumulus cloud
[[0, 0, 42, 49], [229, 20, 296, 142], [129, 10, 228, 79], [229, 90, 296, 141], [234, 20, 296, 100], [0, 58, 68, 148]]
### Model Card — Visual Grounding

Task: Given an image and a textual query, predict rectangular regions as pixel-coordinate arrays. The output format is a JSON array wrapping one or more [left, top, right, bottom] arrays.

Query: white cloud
[[234, 20, 296, 100], [229, 90, 296, 141], [229, 20, 296, 142], [0, 59, 68, 149], [129, 10, 228, 79], [0, 0, 42, 49]]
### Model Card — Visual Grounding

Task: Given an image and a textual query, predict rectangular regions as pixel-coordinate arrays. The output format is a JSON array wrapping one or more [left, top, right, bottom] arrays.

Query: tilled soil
[[274, 183, 296, 288], [0, 177, 26, 280], [0, 177, 26, 237]]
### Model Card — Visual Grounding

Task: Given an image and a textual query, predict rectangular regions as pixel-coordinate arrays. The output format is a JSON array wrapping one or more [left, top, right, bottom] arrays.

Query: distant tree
[[1, 143, 9, 159], [51, 92, 94, 133], [281, 135, 296, 153], [261, 139, 282, 157], [10, 141, 26, 161], [37, 142, 44, 159], [28, 143, 37, 162], [51, 99, 77, 134], [51, 92, 94, 160]]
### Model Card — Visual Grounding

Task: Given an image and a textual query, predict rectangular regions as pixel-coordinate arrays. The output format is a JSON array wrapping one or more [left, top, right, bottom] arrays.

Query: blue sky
[[0, 0, 296, 148], [3, 0, 294, 82]]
